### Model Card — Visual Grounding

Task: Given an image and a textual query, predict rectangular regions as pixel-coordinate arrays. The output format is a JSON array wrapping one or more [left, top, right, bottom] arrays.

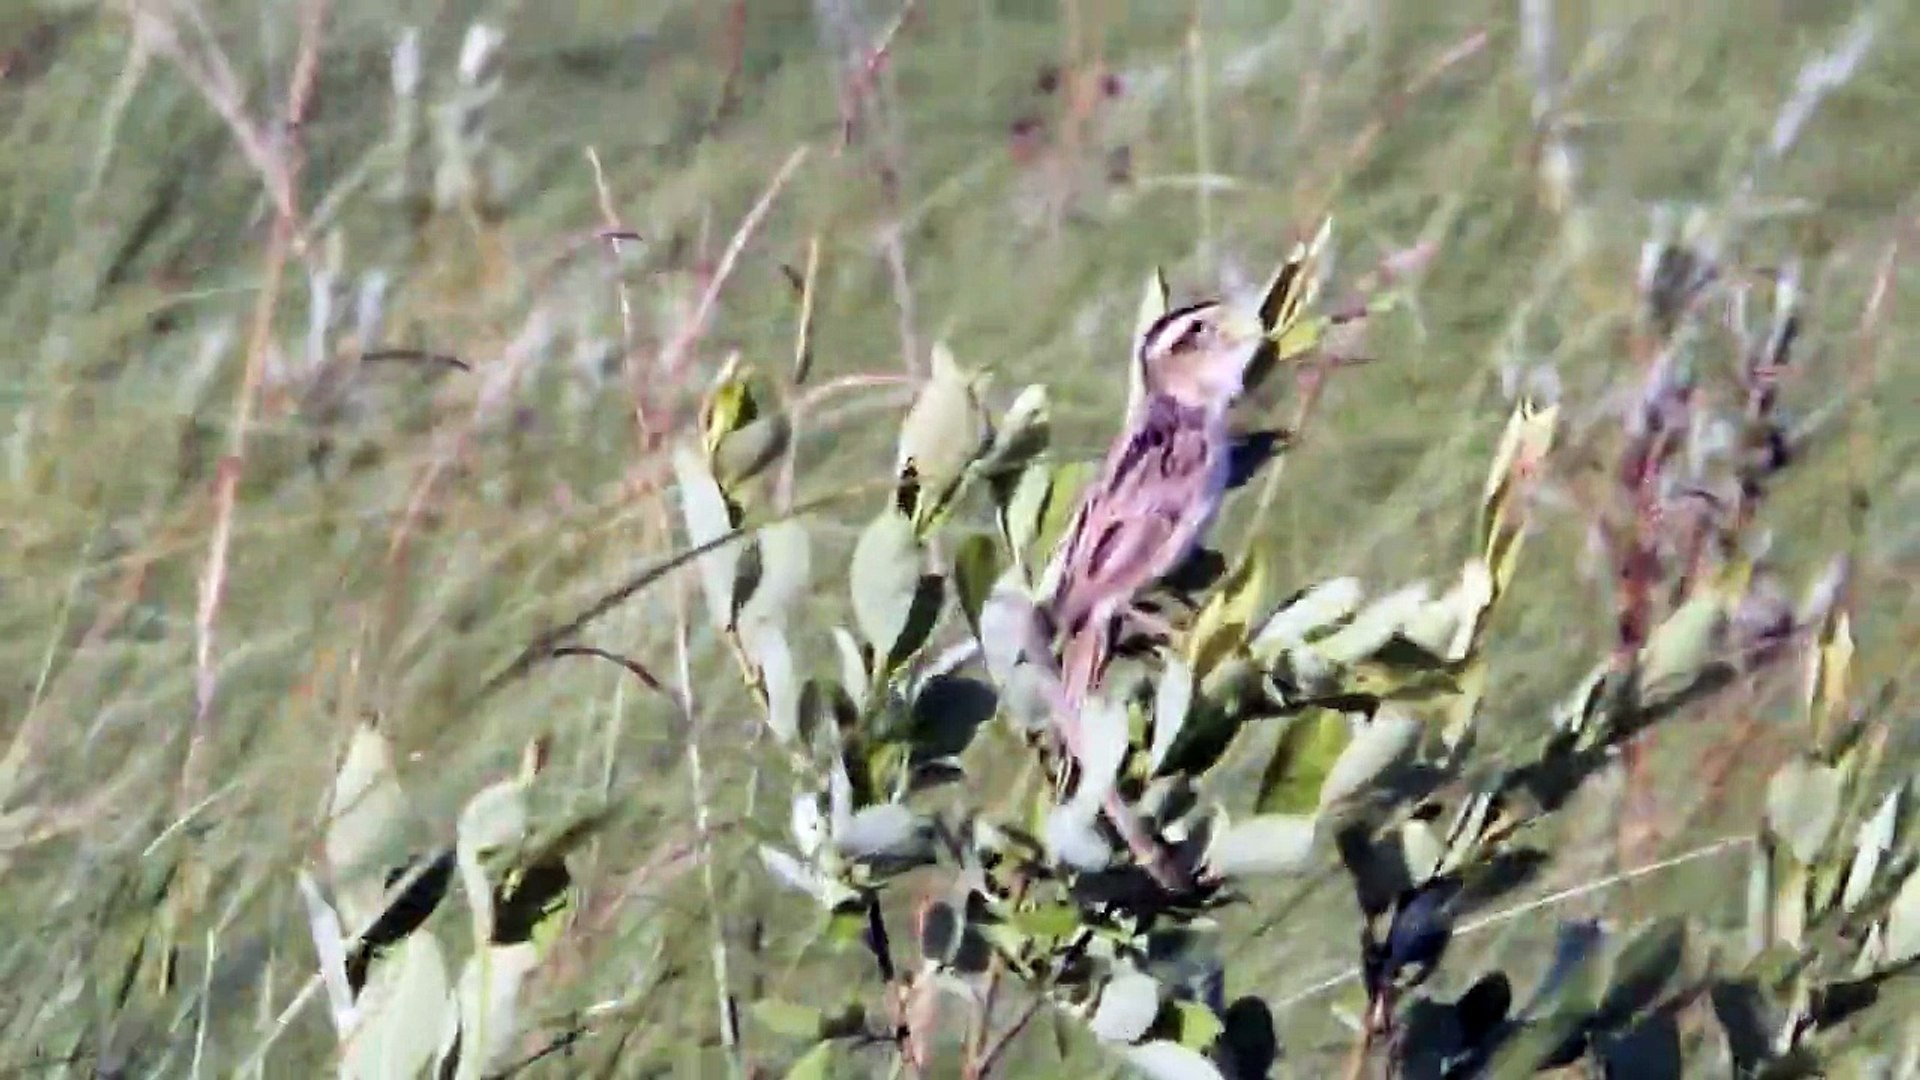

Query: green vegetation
[[3, 1, 1919, 1076]]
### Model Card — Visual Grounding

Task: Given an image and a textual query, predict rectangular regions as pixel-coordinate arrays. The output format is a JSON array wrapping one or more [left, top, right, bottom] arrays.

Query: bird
[[1031, 298, 1269, 895], [1047, 298, 1268, 710]]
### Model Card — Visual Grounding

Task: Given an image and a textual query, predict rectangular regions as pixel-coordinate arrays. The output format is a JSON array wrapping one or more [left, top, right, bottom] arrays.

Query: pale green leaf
[[1149, 656, 1193, 776], [1318, 707, 1420, 809], [738, 518, 811, 635], [1640, 594, 1726, 697], [1205, 813, 1317, 877], [784, 1040, 838, 1080], [1250, 577, 1364, 658], [1766, 759, 1845, 864], [1884, 867, 1920, 966], [849, 508, 924, 662], [1122, 1040, 1228, 1080], [1088, 968, 1162, 1044], [442, 942, 541, 1080], [752, 999, 828, 1040], [341, 934, 452, 1080], [713, 412, 792, 489], [896, 343, 990, 525], [327, 723, 411, 929], [834, 803, 931, 861], [672, 445, 741, 631], [745, 623, 801, 744]]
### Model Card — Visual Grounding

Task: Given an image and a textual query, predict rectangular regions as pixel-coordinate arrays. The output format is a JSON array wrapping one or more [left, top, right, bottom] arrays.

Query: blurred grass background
[[3, 0, 1919, 1075]]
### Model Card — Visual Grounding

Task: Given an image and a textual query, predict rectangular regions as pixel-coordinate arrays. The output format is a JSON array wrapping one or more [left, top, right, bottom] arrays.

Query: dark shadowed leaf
[[1598, 917, 1688, 1027], [911, 674, 997, 759], [1597, 1014, 1683, 1079]]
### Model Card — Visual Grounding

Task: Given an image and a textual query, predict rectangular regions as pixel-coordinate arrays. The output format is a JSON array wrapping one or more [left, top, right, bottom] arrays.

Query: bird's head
[[1135, 299, 1265, 409]]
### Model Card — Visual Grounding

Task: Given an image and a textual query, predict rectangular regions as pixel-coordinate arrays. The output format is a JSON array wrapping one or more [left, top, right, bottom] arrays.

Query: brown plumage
[[1038, 299, 1266, 894], [1048, 299, 1263, 709]]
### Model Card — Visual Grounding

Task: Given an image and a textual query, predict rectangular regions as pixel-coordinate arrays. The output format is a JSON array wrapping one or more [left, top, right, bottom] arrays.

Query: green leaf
[[1149, 656, 1194, 776], [672, 445, 742, 631], [1318, 707, 1420, 809], [1122, 1040, 1228, 1080], [1477, 397, 1559, 605], [1806, 610, 1854, 748], [1766, 759, 1845, 864], [849, 508, 925, 663], [1640, 594, 1727, 699], [952, 533, 1001, 640], [1598, 917, 1687, 1026], [714, 412, 792, 489], [1169, 1000, 1224, 1051], [739, 518, 811, 635], [341, 934, 453, 1080], [752, 999, 829, 1041], [699, 354, 760, 454], [1255, 708, 1351, 815], [1088, 968, 1162, 1043], [784, 1040, 838, 1080], [1010, 903, 1082, 941], [1204, 813, 1317, 877], [896, 343, 990, 527], [1185, 550, 1269, 678]]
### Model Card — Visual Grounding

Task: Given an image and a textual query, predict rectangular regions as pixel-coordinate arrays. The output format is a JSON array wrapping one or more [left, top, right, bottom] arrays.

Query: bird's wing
[[1050, 395, 1219, 635]]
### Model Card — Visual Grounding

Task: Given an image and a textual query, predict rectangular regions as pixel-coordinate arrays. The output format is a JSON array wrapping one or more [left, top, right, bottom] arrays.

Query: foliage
[[5, 2, 1919, 1079]]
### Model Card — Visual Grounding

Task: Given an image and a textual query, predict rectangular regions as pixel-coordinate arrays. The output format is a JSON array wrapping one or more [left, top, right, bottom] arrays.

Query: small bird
[[1047, 298, 1267, 707], [1034, 298, 1268, 895]]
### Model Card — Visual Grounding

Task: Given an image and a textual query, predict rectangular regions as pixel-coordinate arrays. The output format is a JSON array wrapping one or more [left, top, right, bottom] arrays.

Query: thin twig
[[672, 557, 743, 1075], [656, 146, 811, 382], [178, 0, 329, 818], [1270, 836, 1751, 1014]]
